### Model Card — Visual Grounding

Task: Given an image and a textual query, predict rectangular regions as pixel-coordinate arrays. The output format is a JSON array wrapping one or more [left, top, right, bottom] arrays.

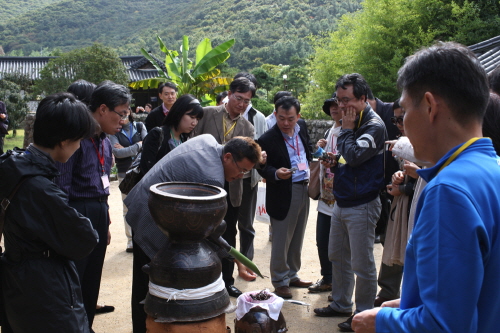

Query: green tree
[[304, 0, 500, 117], [131, 35, 235, 105], [0, 74, 31, 136], [34, 43, 128, 95]]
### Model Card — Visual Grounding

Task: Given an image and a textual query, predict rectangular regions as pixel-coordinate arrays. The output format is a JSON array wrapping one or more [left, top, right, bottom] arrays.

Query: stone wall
[[305, 119, 334, 146]]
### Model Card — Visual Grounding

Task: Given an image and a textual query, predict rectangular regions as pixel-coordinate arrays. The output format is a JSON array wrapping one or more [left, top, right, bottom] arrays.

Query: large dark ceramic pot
[[148, 182, 228, 243], [144, 182, 235, 323]]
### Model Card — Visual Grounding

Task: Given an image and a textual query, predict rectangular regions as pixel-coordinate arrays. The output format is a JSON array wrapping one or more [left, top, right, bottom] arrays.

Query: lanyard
[[357, 110, 364, 129], [437, 137, 481, 174], [223, 117, 238, 142], [90, 138, 106, 175], [283, 135, 300, 157]]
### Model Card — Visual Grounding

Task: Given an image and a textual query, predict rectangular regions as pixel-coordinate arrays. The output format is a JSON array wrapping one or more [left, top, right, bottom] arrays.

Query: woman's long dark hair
[[162, 94, 203, 131]]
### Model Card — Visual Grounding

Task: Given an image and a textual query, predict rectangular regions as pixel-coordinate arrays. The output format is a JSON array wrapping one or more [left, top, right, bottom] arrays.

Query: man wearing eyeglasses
[[55, 81, 131, 331], [191, 77, 256, 298], [257, 96, 314, 299], [313, 73, 386, 332]]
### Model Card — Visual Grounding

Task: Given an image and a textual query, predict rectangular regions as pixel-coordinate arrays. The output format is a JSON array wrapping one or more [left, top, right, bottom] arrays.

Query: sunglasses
[[391, 116, 404, 125]]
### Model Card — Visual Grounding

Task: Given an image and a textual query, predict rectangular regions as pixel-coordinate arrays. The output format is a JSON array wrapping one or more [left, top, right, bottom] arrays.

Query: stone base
[[146, 314, 230, 333]]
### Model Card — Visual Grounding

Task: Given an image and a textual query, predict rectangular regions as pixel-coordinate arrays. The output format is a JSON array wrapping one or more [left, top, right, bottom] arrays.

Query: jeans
[[329, 197, 381, 313]]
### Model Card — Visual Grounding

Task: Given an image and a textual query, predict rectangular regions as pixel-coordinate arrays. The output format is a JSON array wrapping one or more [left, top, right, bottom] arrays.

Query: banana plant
[[130, 35, 235, 105]]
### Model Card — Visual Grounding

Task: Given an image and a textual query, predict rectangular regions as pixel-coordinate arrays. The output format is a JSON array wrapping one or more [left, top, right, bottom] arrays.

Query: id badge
[[101, 175, 110, 189], [298, 162, 307, 171]]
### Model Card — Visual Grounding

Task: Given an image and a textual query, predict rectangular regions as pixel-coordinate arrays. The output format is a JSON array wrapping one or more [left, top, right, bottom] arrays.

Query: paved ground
[[93, 180, 384, 332]]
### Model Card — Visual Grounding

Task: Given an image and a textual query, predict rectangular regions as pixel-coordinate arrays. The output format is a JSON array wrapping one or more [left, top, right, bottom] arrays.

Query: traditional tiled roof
[[0, 55, 163, 82], [469, 35, 500, 74]]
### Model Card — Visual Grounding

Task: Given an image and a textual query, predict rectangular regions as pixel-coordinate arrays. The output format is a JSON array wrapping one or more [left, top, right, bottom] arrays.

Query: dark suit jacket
[[257, 121, 312, 220], [144, 105, 165, 132]]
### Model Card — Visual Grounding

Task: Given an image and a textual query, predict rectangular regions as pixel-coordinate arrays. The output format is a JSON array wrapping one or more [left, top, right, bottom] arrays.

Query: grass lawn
[[3, 129, 25, 151]]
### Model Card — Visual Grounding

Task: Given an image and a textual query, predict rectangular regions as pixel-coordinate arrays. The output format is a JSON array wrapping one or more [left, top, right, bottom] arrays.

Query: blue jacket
[[333, 105, 386, 207], [376, 138, 500, 332]]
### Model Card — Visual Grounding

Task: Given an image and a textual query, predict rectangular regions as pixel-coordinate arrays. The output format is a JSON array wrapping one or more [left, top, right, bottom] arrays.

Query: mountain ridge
[[0, 0, 362, 69]]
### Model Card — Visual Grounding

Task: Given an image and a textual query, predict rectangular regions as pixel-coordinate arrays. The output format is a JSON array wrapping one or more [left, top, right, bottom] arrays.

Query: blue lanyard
[[124, 125, 135, 145]]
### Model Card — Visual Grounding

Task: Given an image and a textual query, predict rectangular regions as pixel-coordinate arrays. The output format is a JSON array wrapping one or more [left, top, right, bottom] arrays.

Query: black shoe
[[314, 306, 351, 317], [95, 304, 115, 314], [226, 285, 242, 298], [338, 315, 354, 332]]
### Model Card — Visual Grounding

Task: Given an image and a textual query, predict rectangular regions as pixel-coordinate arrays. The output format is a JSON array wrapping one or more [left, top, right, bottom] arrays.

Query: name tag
[[298, 162, 307, 171], [101, 175, 110, 189]]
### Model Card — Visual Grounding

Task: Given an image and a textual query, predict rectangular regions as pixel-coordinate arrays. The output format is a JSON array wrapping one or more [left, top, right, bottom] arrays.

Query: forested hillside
[[0, 0, 60, 23], [0, 0, 362, 69]]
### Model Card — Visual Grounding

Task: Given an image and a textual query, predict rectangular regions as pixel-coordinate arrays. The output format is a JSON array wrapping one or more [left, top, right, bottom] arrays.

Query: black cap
[[322, 92, 338, 116]]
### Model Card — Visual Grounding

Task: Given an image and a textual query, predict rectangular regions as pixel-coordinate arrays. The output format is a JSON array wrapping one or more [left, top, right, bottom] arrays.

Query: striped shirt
[[55, 133, 112, 200]]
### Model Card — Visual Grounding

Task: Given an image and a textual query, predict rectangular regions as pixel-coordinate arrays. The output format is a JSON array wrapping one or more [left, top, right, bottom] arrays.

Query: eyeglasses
[[232, 94, 251, 106], [232, 156, 251, 175], [391, 116, 404, 125], [335, 97, 355, 105], [109, 109, 129, 120]]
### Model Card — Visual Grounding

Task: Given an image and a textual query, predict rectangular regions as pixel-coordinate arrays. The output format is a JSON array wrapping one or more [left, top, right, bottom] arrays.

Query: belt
[[22, 249, 63, 260], [293, 179, 309, 185]]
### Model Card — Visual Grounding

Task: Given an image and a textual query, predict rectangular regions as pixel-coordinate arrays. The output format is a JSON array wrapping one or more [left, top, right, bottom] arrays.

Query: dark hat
[[322, 92, 338, 116]]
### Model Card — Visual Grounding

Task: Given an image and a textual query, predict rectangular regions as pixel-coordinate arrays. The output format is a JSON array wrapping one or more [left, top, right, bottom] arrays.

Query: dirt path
[[93, 180, 383, 332]]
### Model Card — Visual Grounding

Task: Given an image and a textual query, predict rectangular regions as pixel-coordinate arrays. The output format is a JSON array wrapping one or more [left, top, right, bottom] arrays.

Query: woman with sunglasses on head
[[109, 108, 147, 253], [140, 94, 204, 176]]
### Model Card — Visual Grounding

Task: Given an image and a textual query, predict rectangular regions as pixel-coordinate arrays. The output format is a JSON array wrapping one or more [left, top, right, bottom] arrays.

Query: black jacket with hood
[[0, 146, 98, 333]]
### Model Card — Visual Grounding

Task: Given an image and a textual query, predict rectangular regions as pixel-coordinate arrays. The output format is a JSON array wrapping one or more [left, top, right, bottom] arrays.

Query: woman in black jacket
[[140, 94, 203, 176], [0, 93, 99, 333]]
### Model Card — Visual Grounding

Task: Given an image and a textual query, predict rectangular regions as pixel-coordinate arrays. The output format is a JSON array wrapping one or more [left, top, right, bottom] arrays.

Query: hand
[[403, 160, 420, 179], [236, 260, 257, 281], [351, 308, 380, 333], [341, 106, 357, 130], [0, 113, 5, 120], [316, 139, 327, 149], [386, 183, 402, 196], [276, 167, 293, 180], [385, 140, 397, 151], [260, 150, 267, 165], [107, 230, 111, 245], [320, 152, 337, 168], [391, 171, 404, 185], [114, 143, 124, 149], [380, 298, 400, 308]]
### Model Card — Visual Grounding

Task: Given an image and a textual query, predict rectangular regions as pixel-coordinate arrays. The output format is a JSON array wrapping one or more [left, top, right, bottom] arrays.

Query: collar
[[242, 104, 253, 120], [280, 123, 301, 139], [417, 138, 491, 183], [224, 105, 241, 121], [162, 104, 170, 116], [27, 144, 55, 163]]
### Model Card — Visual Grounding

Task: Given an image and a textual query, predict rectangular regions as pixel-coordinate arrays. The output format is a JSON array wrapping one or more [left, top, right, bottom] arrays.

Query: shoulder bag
[[119, 127, 164, 194]]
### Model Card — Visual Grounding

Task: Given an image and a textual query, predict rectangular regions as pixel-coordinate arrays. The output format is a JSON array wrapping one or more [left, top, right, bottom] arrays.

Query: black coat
[[257, 120, 312, 220], [144, 105, 166, 132], [0, 147, 98, 332]]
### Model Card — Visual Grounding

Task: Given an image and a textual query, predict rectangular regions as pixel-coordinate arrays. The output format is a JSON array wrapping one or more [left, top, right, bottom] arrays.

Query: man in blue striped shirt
[[55, 81, 131, 332]]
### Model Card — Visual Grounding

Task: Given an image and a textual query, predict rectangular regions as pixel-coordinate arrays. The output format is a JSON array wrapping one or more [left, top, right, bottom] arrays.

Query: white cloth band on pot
[[148, 274, 225, 301]]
